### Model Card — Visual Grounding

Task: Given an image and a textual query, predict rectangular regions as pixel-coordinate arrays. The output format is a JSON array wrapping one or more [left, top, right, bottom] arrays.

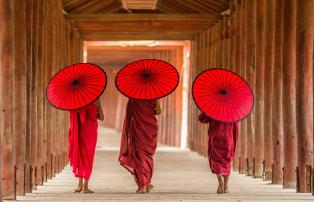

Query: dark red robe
[[68, 104, 98, 180], [119, 99, 158, 187], [198, 113, 238, 176]]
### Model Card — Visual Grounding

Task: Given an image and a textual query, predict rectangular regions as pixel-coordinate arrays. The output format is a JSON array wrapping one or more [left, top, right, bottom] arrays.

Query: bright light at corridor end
[[117, 40, 159, 47], [84, 40, 191, 149]]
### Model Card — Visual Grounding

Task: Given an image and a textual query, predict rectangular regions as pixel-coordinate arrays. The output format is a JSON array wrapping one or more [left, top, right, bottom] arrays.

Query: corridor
[[1, 0, 314, 200], [15, 128, 312, 202]]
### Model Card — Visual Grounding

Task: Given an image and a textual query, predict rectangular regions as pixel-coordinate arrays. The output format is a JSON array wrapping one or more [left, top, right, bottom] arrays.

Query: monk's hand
[[155, 99, 161, 115], [98, 113, 104, 121]]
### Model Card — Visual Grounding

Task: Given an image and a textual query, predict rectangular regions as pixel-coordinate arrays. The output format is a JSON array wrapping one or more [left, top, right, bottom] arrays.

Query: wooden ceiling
[[63, 0, 229, 40], [86, 45, 183, 66]]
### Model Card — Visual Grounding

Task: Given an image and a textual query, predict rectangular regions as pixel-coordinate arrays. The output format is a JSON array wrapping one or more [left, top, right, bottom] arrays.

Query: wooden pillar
[[218, 22, 224, 67], [30, 0, 39, 189], [239, 0, 247, 174], [13, 0, 27, 195], [35, 0, 46, 186], [245, 0, 256, 177], [272, 0, 284, 185], [0, 0, 15, 199], [209, 29, 214, 68], [45, 0, 53, 180], [254, 0, 266, 178], [263, 0, 275, 181], [296, 0, 314, 193], [24, 0, 33, 193], [233, 0, 242, 171], [223, 16, 230, 69], [282, 0, 297, 189], [229, 0, 236, 72]]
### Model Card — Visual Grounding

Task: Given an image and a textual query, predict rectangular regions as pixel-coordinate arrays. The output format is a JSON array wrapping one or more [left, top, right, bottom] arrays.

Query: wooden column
[[239, 0, 247, 174], [223, 16, 230, 69], [233, 0, 242, 171], [245, 0, 256, 176], [30, 0, 39, 189], [254, 0, 266, 178], [296, 0, 314, 193], [45, 0, 53, 180], [282, 0, 297, 189], [0, 0, 15, 199], [35, 0, 45, 186], [263, 0, 275, 181], [229, 0, 236, 72], [272, 0, 284, 185], [13, 0, 27, 195], [24, 0, 33, 193]]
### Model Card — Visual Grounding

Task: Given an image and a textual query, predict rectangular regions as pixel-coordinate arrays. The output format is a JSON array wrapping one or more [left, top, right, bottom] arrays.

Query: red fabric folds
[[198, 113, 238, 176], [68, 104, 98, 180], [119, 99, 158, 187]]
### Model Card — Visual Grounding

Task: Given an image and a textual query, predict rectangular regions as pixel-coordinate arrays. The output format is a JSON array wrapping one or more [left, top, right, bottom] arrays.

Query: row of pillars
[[98, 48, 184, 147], [188, 0, 313, 193], [0, 0, 82, 200]]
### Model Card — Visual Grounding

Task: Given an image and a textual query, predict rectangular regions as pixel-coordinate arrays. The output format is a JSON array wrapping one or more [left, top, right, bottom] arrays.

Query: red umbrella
[[192, 68, 254, 123], [115, 59, 179, 99], [46, 63, 107, 110]]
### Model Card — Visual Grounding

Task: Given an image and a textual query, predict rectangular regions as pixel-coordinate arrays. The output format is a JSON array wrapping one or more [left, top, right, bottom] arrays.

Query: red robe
[[68, 104, 98, 180], [198, 113, 238, 176], [119, 99, 158, 187]]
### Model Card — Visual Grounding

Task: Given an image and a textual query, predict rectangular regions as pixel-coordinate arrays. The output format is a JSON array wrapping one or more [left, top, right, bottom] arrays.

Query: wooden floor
[[13, 128, 313, 202]]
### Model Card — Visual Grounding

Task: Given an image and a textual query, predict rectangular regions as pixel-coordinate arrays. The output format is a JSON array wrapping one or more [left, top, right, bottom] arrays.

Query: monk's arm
[[97, 99, 104, 121], [198, 112, 211, 124], [155, 99, 161, 115]]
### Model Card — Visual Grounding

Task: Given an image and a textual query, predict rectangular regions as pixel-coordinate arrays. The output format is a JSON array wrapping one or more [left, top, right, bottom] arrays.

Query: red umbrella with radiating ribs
[[46, 63, 107, 110], [192, 68, 254, 123], [115, 59, 179, 99]]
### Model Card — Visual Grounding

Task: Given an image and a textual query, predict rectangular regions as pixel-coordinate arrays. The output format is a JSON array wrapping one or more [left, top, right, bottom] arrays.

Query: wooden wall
[[187, 0, 314, 193], [0, 0, 82, 199]]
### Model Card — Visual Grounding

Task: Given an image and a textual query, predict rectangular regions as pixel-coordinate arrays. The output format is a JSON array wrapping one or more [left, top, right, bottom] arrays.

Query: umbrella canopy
[[46, 63, 107, 110], [115, 59, 179, 99], [192, 68, 254, 123]]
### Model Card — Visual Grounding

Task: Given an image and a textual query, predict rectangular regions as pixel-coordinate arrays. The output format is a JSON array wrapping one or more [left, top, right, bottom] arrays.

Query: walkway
[[14, 128, 312, 202]]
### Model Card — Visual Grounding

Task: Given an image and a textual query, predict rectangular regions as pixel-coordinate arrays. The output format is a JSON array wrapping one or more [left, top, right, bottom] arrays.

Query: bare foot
[[224, 188, 230, 193], [74, 186, 82, 193], [217, 181, 224, 194], [82, 187, 94, 193], [146, 184, 154, 193], [136, 186, 147, 194]]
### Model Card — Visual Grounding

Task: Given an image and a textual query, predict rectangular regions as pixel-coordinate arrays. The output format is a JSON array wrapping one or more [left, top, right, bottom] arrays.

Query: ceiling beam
[[67, 13, 221, 22], [121, 0, 158, 10], [82, 33, 196, 40]]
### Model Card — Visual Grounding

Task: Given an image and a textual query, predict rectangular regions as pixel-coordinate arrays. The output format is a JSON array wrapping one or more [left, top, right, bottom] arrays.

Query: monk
[[119, 98, 161, 193], [198, 112, 238, 194], [68, 99, 104, 193]]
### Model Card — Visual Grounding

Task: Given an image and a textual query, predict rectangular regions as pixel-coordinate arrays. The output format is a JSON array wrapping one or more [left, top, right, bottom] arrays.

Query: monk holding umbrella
[[193, 68, 254, 194], [116, 59, 179, 193], [46, 63, 107, 193]]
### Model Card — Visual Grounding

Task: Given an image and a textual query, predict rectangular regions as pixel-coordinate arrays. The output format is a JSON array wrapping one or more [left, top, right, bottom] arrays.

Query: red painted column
[[296, 0, 313, 193]]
